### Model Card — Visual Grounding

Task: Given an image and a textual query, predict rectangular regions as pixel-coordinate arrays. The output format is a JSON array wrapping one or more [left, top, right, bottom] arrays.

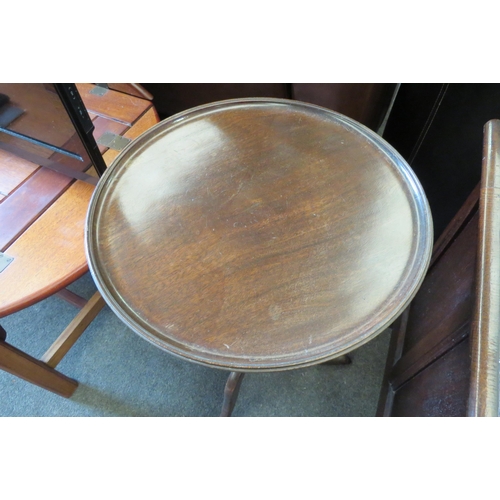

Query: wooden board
[[0, 180, 94, 317], [0, 149, 38, 197], [102, 107, 159, 166], [77, 84, 152, 126]]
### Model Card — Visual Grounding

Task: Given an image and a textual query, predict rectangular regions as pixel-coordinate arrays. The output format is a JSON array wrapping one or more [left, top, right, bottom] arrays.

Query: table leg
[[220, 371, 245, 417], [322, 354, 352, 365], [0, 340, 78, 398]]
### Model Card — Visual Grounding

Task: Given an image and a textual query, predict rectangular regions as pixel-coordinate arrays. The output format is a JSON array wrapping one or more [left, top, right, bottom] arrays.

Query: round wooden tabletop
[[86, 98, 433, 371]]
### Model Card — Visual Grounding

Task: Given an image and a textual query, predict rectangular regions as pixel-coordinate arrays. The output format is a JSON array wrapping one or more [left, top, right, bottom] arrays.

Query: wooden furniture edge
[[430, 183, 480, 268], [376, 148, 482, 416], [467, 119, 500, 416], [376, 309, 409, 416], [41, 291, 105, 368], [107, 84, 154, 101], [0, 339, 78, 398]]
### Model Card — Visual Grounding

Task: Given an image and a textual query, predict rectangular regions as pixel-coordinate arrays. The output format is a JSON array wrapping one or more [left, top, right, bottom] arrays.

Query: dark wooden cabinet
[[378, 120, 500, 417]]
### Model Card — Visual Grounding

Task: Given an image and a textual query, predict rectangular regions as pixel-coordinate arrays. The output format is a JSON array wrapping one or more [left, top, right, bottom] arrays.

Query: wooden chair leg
[[41, 291, 105, 368], [220, 371, 245, 417], [0, 340, 78, 398]]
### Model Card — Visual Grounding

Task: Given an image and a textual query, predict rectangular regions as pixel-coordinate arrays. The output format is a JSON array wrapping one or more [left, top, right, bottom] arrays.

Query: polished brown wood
[[220, 372, 245, 417], [0, 84, 76, 159], [0, 149, 37, 197], [56, 288, 88, 309], [430, 183, 480, 268], [468, 119, 500, 416], [90, 115, 129, 154], [108, 84, 154, 101], [0, 124, 95, 251], [101, 107, 159, 166], [1, 85, 157, 313], [76, 84, 152, 126], [378, 119, 500, 417], [292, 83, 397, 132], [377, 205, 478, 416], [0, 180, 94, 316], [0, 340, 78, 398], [41, 292, 105, 368], [87, 99, 432, 373], [0, 167, 73, 251], [391, 339, 471, 417], [0, 84, 159, 397]]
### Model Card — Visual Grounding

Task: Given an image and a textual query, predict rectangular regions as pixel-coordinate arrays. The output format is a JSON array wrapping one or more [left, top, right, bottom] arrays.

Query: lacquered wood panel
[[0, 149, 38, 197], [107, 84, 154, 100], [0, 180, 94, 317], [401, 211, 478, 356], [0, 167, 72, 251], [102, 107, 159, 166], [87, 99, 433, 371], [91, 116, 129, 154], [391, 338, 471, 417], [0, 84, 76, 159], [77, 84, 151, 126], [468, 119, 500, 416]]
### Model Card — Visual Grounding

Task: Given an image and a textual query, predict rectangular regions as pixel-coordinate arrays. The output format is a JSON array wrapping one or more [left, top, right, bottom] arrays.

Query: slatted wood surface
[[0, 84, 157, 317], [75, 84, 152, 126]]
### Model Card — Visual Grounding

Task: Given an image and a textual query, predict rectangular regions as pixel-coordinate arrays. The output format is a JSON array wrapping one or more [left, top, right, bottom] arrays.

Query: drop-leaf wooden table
[[0, 84, 158, 397]]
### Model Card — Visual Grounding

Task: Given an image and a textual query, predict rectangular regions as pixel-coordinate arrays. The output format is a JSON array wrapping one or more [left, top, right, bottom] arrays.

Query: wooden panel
[[102, 107, 159, 166], [91, 116, 129, 153], [0, 149, 38, 197], [0, 167, 72, 251], [430, 183, 479, 268], [0, 180, 94, 317], [107, 84, 154, 100], [391, 339, 471, 416], [378, 120, 500, 417], [0, 127, 95, 251], [77, 83, 151, 126], [468, 119, 500, 416], [0, 84, 76, 160], [401, 212, 478, 356], [390, 321, 470, 390]]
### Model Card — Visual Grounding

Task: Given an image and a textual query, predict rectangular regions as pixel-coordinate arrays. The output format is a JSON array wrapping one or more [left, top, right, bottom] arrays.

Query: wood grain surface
[[102, 107, 159, 166], [377, 119, 500, 417], [87, 99, 433, 371], [0, 340, 78, 398], [0, 166, 74, 251], [0, 149, 38, 197], [0, 84, 76, 159], [0, 180, 94, 317], [76, 84, 151, 126], [468, 119, 500, 416]]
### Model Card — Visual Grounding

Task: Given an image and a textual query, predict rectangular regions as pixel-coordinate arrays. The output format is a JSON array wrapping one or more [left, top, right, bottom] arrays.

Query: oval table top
[[86, 98, 433, 371]]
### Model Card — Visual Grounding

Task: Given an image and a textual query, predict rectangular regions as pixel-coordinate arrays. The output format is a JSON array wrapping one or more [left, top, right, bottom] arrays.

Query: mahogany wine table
[[85, 98, 433, 415]]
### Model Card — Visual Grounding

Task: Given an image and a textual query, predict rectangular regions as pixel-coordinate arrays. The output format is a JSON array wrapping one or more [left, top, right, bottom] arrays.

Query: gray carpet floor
[[0, 272, 391, 417]]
